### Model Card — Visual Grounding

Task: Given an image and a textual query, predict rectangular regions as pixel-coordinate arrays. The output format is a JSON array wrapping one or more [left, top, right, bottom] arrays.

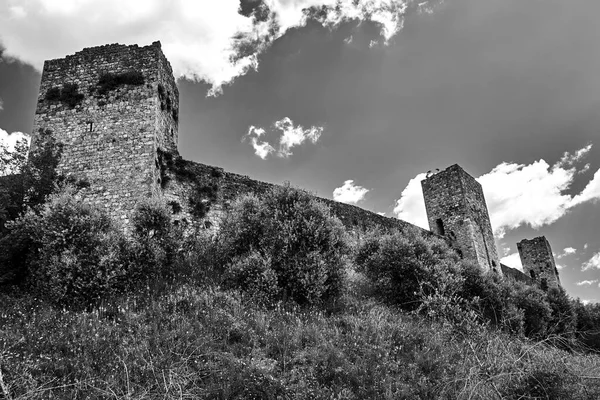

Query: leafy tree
[[0, 129, 63, 232], [355, 228, 460, 310], [2, 186, 127, 306], [217, 184, 349, 306]]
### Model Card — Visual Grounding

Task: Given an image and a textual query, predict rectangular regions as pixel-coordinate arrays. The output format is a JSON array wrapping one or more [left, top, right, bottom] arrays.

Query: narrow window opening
[[435, 218, 445, 236], [530, 270, 536, 280], [456, 249, 463, 259], [88, 122, 93, 132], [540, 278, 548, 291]]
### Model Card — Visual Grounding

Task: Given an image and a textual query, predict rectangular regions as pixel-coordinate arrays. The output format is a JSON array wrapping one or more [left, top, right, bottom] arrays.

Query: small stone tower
[[517, 236, 561, 290], [421, 164, 501, 274], [32, 41, 179, 222]]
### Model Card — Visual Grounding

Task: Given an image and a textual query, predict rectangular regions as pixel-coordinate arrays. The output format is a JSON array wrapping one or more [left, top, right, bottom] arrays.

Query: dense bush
[[3, 187, 127, 307], [217, 184, 349, 306], [355, 228, 460, 310], [124, 196, 181, 287]]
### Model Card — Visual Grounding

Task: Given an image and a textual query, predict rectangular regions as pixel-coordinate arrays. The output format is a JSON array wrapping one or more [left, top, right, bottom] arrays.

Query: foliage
[[124, 196, 181, 287], [0, 129, 62, 236], [217, 184, 349, 306], [355, 228, 460, 310], [1, 284, 599, 399], [3, 187, 127, 307], [45, 83, 84, 108], [96, 71, 145, 95]]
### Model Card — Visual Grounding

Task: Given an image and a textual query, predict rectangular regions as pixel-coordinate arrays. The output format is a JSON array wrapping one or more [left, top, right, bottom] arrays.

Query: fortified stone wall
[[32, 42, 178, 223], [517, 236, 561, 290], [159, 156, 428, 236], [422, 164, 501, 274]]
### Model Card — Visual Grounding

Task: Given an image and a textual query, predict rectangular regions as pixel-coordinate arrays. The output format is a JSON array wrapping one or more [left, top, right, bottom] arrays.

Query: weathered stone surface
[[422, 164, 502, 275], [31, 41, 178, 223], [517, 236, 561, 290]]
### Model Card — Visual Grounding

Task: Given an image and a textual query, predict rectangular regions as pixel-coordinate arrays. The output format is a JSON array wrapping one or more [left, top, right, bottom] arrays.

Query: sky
[[1, 0, 600, 302]]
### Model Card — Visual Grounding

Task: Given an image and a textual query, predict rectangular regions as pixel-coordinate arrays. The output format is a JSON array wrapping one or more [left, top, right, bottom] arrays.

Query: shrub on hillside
[[122, 196, 182, 289], [217, 184, 349, 306], [3, 187, 127, 306], [355, 228, 461, 310]]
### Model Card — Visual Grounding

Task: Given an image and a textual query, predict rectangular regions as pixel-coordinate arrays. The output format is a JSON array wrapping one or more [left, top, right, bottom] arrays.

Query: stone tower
[[421, 164, 502, 274], [32, 41, 179, 222], [517, 236, 561, 290]]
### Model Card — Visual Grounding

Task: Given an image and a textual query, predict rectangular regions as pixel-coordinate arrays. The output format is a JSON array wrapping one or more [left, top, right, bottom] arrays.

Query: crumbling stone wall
[[32, 41, 178, 223], [517, 236, 561, 290], [421, 164, 502, 275]]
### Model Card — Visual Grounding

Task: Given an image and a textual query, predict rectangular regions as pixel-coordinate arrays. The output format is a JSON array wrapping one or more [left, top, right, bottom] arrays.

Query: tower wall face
[[421, 164, 501, 274], [517, 236, 561, 290], [32, 42, 179, 222]]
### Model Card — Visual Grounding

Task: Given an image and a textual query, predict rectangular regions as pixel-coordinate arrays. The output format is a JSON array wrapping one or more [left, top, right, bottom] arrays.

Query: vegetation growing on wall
[[44, 83, 85, 108], [96, 70, 145, 96]]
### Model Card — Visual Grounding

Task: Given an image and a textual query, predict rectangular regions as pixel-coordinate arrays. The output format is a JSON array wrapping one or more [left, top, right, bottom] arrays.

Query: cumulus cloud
[[576, 279, 598, 286], [333, 180, 369, 204], [245, 126, 275, 159], [393, 145, 600, 238], [244, 117, 322, 159], [500, 252, 523, 272], [0, 0, 441, 95], [583, 252, 600, 271], [392, 172, 428, 229], [557, 247, 577, 259]]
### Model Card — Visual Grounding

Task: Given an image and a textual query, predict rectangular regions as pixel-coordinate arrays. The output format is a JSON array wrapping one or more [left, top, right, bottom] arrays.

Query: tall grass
[[1, 280, 599, 399]]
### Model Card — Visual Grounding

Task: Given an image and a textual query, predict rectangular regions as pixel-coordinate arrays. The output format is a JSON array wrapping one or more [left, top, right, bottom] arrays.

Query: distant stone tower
[[517, 236, 561, 290], [32, 41, 179, 222], [421, 164, 502, 274]]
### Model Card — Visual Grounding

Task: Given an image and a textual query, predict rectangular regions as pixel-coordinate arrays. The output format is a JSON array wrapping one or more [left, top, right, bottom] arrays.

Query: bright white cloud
[[478, 160, 576, 238], [557, 144, 593, 168], [583, 252, 600, 271], [500, 252, 523, 272], [557, 247, 577, 259], [0, 0, 440, 95], [276, 117, 322, 158], [333, 180, 369, 204], [571, 168, 600, 207], [392, 172, 428, 229], [576, 280, 598, 286], [393, 145, 600, 238], [245, 126, 275, 160], [244, 117, 322, 159]]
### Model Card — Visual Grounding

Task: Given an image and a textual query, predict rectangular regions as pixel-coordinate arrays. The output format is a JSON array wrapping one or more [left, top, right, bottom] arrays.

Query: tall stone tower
[[421, 164, 501, 274], [517, 236, 561, 290], [32, 41, 179, 222]]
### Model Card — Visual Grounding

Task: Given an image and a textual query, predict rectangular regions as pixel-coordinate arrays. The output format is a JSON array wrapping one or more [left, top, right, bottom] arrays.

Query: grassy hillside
[[2, 149, 600, 399], [1, 281, 600, 399]]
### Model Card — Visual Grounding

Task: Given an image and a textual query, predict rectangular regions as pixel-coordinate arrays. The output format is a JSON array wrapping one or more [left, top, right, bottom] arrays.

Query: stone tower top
[[32, 41, 179, 222], [517, 236, 561, 290], [421, 164, 502, 274]]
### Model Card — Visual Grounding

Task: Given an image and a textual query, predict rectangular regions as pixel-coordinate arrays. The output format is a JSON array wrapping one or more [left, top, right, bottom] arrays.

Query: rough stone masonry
[[421, 164, 502, 275], [32, 41, 179, 223]]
